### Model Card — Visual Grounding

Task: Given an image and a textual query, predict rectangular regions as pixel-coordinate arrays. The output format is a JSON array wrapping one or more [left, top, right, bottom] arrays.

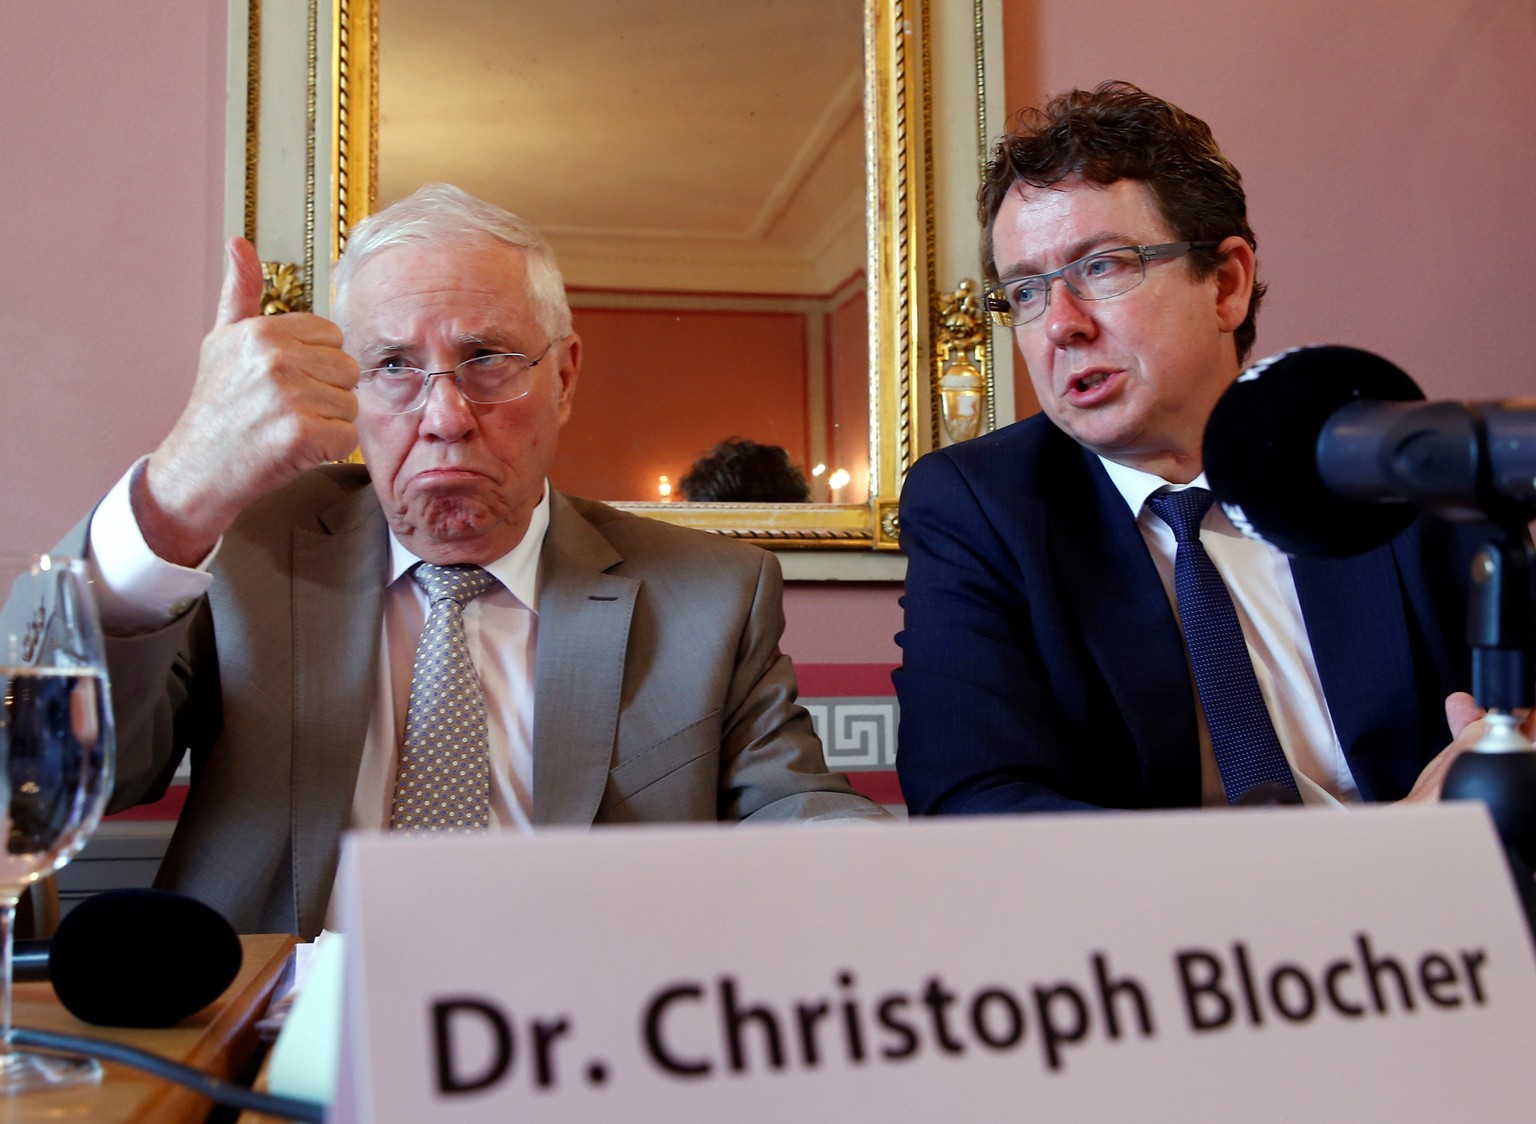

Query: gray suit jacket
[[86, 465, 881, 936]]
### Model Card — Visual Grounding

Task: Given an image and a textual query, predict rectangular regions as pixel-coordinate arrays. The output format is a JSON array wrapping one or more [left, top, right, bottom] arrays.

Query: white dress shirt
[[1098, 457, 1360, 806]]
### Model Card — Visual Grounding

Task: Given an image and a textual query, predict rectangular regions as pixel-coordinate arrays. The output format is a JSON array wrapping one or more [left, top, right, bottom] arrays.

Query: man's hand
[[136, 237, 361, 566], [1400, 692, 1536, 804]]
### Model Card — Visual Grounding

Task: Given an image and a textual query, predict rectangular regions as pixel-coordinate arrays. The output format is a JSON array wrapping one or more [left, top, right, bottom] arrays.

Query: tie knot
[[411, 563, 498, 608], [1147, 487, 1215, 543]]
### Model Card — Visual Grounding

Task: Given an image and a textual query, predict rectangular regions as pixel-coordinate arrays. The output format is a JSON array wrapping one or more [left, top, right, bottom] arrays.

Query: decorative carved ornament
[[934, 278, 990, 445], [261, 261, 308, 315]]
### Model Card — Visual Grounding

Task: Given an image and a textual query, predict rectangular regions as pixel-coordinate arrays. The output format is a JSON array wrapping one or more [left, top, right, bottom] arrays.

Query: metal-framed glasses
[[355, 343, 555, 415], [983, 241, 1219, 327]]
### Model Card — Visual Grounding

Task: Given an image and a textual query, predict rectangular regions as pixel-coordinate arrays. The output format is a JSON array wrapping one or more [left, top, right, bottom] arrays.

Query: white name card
[[331, 804, 1536, 1122]]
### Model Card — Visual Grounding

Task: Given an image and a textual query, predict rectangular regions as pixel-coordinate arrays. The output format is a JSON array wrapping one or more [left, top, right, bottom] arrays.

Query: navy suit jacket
[[894, 414, 1470, 814]]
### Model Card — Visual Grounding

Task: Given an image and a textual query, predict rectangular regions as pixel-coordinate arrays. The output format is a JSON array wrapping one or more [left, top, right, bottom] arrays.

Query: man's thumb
[[215, 236, 267, 326]]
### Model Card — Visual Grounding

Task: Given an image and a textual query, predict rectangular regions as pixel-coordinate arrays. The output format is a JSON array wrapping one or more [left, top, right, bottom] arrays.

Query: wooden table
[[0, 932, 298, 1123]]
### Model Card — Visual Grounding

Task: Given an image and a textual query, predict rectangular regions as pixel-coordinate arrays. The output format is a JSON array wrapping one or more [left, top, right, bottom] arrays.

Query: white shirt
[[87, 458, 547, 828], [1098, 457, 1360, 806]]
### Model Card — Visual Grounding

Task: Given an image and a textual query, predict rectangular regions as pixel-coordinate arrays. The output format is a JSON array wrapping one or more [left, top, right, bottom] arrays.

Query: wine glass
[[0, 553, 116, 1092]]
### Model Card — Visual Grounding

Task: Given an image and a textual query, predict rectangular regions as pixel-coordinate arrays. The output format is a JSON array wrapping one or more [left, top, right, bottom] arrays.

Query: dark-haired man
[[681, 438, 811, 503], [895, 82, 1491, 815]]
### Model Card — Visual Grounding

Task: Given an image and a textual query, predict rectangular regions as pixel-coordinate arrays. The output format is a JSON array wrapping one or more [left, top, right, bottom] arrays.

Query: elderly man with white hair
[[65, 185, 885, 938]]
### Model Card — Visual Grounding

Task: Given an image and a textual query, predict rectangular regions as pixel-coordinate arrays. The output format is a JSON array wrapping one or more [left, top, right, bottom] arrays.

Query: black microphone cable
[[10, 1026, 325, 1122]]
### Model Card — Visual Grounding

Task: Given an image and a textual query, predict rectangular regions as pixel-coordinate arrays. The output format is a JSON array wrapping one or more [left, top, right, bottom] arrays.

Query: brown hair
[[979, 81, 1265, 362]]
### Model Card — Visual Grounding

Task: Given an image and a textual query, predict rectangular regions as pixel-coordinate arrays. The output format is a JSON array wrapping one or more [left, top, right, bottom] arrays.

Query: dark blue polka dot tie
[[390, 563, 500, 830], [1147, 487, 1300, 805]]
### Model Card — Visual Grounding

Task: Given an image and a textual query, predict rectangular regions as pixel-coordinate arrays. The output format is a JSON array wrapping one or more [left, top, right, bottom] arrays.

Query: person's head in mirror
[[680, 438, 811, 503], [334, 184, 582, 565], [979, 80, 1261, 485]]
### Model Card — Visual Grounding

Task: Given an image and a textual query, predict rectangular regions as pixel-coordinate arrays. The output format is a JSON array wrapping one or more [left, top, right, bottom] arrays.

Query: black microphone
[[1204, 345, 1536, 558], [25, 888, 244, 1027]]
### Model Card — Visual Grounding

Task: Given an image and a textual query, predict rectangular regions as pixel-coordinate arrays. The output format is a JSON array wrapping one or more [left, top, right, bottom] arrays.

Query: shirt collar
[[385, 480, 552, 612], [1097, 455, 1211, 518]]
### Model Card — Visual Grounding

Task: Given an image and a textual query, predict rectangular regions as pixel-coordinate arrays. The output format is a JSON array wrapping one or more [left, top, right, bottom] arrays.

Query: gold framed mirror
[[237, 0, 1002, 557]]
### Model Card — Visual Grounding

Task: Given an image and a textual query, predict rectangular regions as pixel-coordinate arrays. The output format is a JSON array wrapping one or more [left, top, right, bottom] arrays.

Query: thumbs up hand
[[137, 238, 361, 566]]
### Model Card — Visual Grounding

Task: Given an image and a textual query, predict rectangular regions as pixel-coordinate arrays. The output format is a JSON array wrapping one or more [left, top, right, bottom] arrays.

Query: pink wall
[[1002, 0, 1536, 412], [1, 3, 227, 556], [782, 582, 902, 665]]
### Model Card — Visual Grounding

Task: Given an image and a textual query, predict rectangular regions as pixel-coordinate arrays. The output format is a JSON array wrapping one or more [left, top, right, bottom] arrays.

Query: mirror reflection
[[378, 0, 870, 504]]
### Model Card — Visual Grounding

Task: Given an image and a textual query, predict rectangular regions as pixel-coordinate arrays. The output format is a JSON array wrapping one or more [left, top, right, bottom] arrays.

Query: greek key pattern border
[[803, 697, 899, 770]]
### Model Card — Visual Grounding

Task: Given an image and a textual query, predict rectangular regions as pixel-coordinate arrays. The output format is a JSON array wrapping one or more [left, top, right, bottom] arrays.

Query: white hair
[[332, 184, 572, 338]]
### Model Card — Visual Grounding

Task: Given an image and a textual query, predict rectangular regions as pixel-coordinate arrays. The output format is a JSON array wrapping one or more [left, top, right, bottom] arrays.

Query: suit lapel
[[1290, 546, 1418, 800], [1049, 440, 1202, 806], [289, 484, 388, 937], [531, 493, 638, 826]]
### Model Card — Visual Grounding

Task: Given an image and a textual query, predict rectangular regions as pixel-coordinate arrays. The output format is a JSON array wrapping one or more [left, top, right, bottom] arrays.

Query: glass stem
[[0, 893, 16, 1054]]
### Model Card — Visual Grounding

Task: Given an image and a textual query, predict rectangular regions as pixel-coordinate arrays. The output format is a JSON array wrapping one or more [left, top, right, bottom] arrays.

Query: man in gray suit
[[78, 185, 884, 937]]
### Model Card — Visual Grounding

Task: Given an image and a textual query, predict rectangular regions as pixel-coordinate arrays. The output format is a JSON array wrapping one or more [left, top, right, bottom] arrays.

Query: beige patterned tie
[[390, 563, 500, 830]]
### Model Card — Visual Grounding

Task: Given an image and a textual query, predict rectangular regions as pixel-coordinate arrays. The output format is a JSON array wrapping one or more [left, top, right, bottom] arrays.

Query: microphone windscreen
[[48, 888, 243, 1027], [1204, 345, 1423, 558]]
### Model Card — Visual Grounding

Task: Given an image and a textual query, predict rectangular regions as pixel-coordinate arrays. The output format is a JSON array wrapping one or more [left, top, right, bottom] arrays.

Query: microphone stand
[[1440, 524, 1536, 871]]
